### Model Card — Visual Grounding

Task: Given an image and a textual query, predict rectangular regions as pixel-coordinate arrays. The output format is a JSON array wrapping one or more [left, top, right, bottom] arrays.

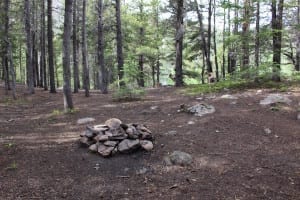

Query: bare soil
[[0, 84, 299, 200]]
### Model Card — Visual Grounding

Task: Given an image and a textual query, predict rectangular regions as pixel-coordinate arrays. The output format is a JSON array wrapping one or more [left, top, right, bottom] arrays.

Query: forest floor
[[0, 84, 300, 200]]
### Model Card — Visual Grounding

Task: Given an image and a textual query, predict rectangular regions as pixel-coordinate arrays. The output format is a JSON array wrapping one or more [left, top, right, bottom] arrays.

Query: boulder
[[89, 143, 98, 152], [187, 103, 216, 117], [118, 139, 140, 153], [168, 151, 193, 166]]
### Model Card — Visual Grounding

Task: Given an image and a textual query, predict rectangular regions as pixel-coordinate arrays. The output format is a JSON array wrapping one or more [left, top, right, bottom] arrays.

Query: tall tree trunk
[[255, 0, 260, 68], [62, 0, 74, 111], [25, 0, 35, 94], [41, 0, 48, 90], [241, 0, 250, 73], [73, 0, 80, 93], [222, 5, 226, 78], [207, 0, 213, 73], [175, 0, 184, 87], [195, 1, 211, 76], [137, 3, 145, 87], [116, 0, 125, 86], [228, 0, 238, 74], [4, 0, 16, 99], [48, 0, 56, 93], [82, 0, 89, 97], [97, 0, 108, 93], [213, 0, 219, 81], [3, 0, 10, 94], [271, 0, 284, 81], [295, 0, 300, 71]]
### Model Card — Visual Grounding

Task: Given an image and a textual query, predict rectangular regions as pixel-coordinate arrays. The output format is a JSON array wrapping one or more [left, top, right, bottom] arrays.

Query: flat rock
[[220, 94, 238, 100], [77, 117, 95, 125], [118, 139, 140, 153], [187, 103, 216, 117], [260, 94, 292, 105], [105, 118, 122, 129], [169, 151, 193, 166], [94, 134, 109, 142], [104, 140, 118, 147], [98, 143, 114, 157], [140, 140, 154, 151]]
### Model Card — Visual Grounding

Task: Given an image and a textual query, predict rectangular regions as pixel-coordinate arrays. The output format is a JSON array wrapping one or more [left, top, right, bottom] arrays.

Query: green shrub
[[112, 87, 145, 101]]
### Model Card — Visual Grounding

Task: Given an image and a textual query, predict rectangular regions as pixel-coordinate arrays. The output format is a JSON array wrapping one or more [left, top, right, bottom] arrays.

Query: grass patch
[[112, 87, 145, 102], [6, 161, 17, 170]]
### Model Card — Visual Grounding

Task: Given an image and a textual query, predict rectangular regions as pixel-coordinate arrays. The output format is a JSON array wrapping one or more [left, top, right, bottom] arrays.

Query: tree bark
[[296, 0, 300, 71], [175, 0, 184, 87], [207, 0, 213, 73], [213, 0, 219, 81], [255, 0, 260, 68], [82, 0, 89, 97], [97, 0, 108, 93], [62, 0, 74, 111], [73, 0, 80, 93], [116, 0, 125, 86], [48, 0, 56, 93], [241, 0, 250, 72], [25, 0, 35, 94], [41, 0, 48, 90], [271, 0, 284, 81]]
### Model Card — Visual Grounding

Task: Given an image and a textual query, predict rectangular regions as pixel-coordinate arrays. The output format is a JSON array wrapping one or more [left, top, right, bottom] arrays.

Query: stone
[[136, 124, 152, 134], [126, 126, 139, 139], [104, 140, 118, 147], [98, 143, 114, 157], [77, 117, 95, 125], [187, 121, 195, 125], [220, 94, 238, 100], [79, 137, 93, 147], [260, 94, 292, 105], [264, 128, 272, 135], [91, 124, 109, 132], [165, 131, 177, 136], [297, 113, 300, 120], [140, 140, 154, 151], [187, 103, 216, 117], [89, 143, 98, 152], [169, 151, 193, 166], [105, 118, 122, 129], [83, 130, 94, 138], [136, 167, 148, 175], [118, 139, 140, 153], [150, 106, 158, 110], [94, 134, 109, 142]]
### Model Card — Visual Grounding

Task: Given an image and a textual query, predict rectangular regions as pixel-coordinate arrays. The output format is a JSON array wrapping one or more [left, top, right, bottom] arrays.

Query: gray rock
[[297, 113, 300, 120], [118, 139, 140, 153], [260, 94, 292, 105], [91, 124, 109, 132], [77, 117, 95, 125], [89, 143, 98, 152], [83, 130, 94, 138], [169, 151, 193, 166], [264, 128, 272, 135], [140, 140, 154, 151], [105, 118, 122, 129], [126, 126, 139, 139], [165, 131, 177, 136], [94, 134, 109, 142], [187, 103, 216, 117], [104, 140, 118, 147], [187, 121, 195, 125], [136, 167, 148, 175], [98, 143, 114, 157], [220, 94, 238, 100]]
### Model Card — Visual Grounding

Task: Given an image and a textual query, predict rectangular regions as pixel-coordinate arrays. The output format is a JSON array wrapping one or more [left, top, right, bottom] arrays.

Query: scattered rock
[[165, 131, 177, 136], [140, 140, 154, 151], [77, 117, 95, 125], [187, 103, 216, 117], [118, 139, 140, 153], [187, 121, 195, 125], [220, 94, 238, 100], [168, 151, 193, 166], [264, 128, 272, 135], [105, 118, 122, 129], [260, 94, 292, 105]]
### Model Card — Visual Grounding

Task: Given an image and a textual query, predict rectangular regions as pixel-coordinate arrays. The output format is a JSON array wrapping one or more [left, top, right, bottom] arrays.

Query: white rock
[[260, 94, 292, 105], [105, 118, 122, 129], [77, 117, 95, 125], [187, 103, 216, 117], [220, 94, 238, 100]]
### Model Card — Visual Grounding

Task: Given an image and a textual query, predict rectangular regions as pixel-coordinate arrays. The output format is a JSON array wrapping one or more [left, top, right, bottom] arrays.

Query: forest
[[0, 0, 300, 199], [1, 0, 299, 106]]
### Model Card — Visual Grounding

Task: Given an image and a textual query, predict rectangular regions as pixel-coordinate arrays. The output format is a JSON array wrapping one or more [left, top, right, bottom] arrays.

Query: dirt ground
[[0, 84, 299, 200]]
